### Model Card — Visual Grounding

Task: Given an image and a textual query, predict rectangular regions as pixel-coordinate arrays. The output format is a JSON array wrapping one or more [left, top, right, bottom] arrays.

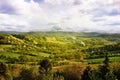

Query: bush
[[63, 64, 84, 80]]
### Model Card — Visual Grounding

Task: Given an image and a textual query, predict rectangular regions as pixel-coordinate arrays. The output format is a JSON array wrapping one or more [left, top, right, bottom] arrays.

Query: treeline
[[0, 55, 37, 64], [82, 43, 120, 59]]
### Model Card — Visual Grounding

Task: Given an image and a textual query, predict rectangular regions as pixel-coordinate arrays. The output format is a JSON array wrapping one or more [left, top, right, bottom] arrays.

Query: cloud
[[0, 0, 120, 33], [34, 0, 44, 3], [0, 0, 16, 14]]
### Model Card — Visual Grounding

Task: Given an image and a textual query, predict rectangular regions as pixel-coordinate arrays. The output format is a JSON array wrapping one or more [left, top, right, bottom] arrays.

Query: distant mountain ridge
[[0, 31, 120, 37]]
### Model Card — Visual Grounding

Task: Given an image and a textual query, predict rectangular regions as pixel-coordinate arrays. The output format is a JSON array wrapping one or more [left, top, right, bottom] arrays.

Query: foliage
[[63, 64, 84, 80], [20, 67, 40, 80], [39, 59, 52, 80], [113, 64, 120, 80], [0, 62, 12, 80], [97, 55, 116, 80]]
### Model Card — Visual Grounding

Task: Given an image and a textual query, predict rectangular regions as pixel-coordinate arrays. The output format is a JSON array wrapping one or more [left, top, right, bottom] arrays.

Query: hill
[[0, 31, 120, 64]]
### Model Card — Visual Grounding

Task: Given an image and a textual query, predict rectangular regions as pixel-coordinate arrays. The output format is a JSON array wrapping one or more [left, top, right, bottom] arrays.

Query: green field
[[0, 44, 13, 48], [86, 56, 120, 64], [33, 52, 50, 57], [0, 52, 20, 58]]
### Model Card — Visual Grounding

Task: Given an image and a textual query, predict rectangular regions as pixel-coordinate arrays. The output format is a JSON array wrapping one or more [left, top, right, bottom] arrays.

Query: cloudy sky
[[0, 0, 120, 33]]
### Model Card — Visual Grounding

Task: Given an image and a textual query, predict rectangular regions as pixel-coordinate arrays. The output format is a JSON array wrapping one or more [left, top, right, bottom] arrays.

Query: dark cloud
[[33, 0, 44, 3], [73, 0, 81, 5], [0, 0, 16, 14], [24, 0, 44, 4], [92, 8, 120, 17], [92, 18, 106, 22], [0, 23, 25, 31], [108, 9, 120, 16], [52, 26, 62, 31], [0, 24, 12, 27], [106, 22, 120, 26], [0, 5, 15, 14], [24, 0, 31, 3]]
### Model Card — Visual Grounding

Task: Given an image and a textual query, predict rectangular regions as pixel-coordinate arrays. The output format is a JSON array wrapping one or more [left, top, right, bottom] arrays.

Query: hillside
[[0, 31, 120, 64], [1, 31, 120, 80]]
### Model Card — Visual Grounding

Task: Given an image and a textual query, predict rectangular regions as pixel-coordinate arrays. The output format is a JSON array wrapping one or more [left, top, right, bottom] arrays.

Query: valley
[[0, 31, 120, 80]]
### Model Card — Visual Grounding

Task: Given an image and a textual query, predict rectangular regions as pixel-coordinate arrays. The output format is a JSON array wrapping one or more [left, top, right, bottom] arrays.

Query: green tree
[[113, 64, 120, 80], [53, 70, 64, 80], [82, 66, 100, 80], [0, 62, 7, 76], [98, 54, 115, 80], [0, 62, 12, 80], [39, 59, 52, 80], [20, 67, 40, 80], [82, 66, 92, 80], [19, 55, 29, 63]]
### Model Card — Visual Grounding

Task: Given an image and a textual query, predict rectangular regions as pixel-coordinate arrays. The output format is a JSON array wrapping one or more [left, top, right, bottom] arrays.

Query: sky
[[0, 0, 120, 33]]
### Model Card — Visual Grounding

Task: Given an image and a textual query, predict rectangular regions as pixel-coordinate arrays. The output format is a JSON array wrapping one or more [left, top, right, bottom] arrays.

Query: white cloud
[[0, 0, 120, 33]]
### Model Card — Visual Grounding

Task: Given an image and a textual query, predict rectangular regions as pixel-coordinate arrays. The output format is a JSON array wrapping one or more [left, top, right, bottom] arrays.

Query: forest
[[0, 31, 120, 80]]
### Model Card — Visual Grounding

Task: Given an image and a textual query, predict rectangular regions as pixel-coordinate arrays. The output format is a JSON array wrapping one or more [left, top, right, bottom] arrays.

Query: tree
[[0, 62, 7, 76], [82, 66, 92, 80], [113, 64, 120, 80], [0, 62, 12, 80], [39, 59, 52, 80], [82, 66, 100, 80], [98, 54, 115, 80], [19, 55, 29, 63], [104, 54, 109, 66], [53, 70, 64, 80], [20, 67, 40, 80]]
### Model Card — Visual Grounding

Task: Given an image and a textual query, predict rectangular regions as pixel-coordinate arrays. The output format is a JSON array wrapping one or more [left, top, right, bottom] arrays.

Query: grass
[[109, 56, 120, 62], [0, 52, 20, 58], [0, 59, 6, 62], [0, 45, 13, 48], [37, 52, 50, 57], [86, 56, 120, 64], [0, 51, 50, 62], [30, 52, 50, 57], [86, 58, 104, 64]]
